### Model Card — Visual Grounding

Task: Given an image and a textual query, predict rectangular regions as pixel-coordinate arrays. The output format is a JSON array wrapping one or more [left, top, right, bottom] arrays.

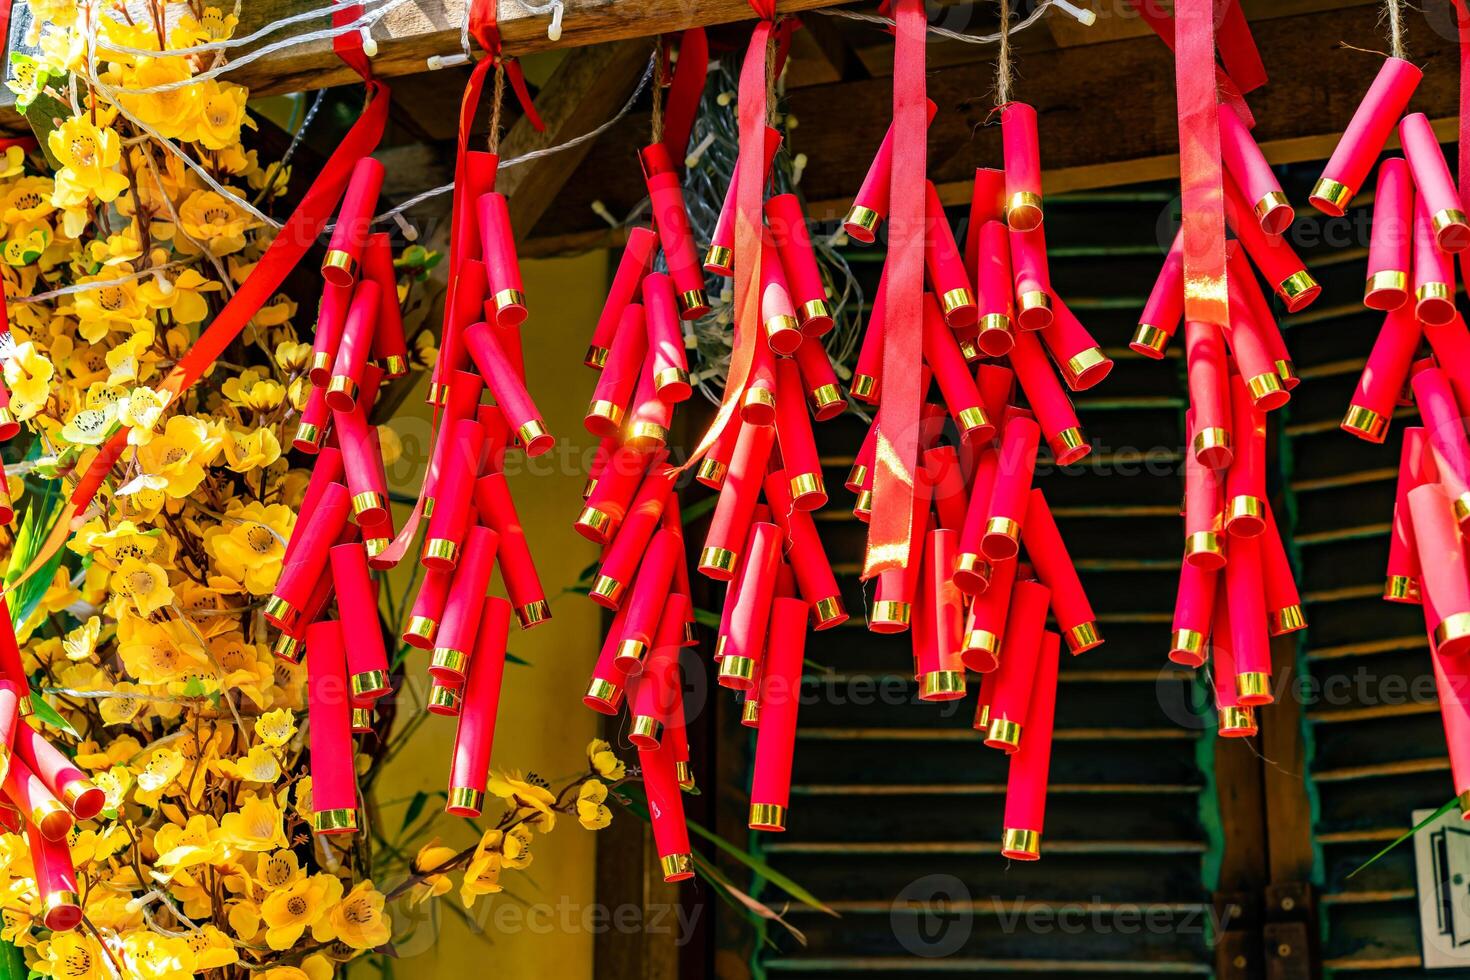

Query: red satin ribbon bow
[[468, 0, 546, 132]]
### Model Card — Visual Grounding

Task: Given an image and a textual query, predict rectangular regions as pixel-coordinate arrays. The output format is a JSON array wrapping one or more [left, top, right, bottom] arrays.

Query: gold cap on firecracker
[[422, 538, 459, 565], [1236, 671, 1272, 701], [1435, 612, 1470, 651], [749, 803, 787, 831], [700, 547, 738, 575], [263, 595, 299, 629], [789, 472, 825, 502], [1065, 621, 1103, 655], [1005, 192, 1044, 231], [1169, 629, 1205, 661], [940, 288, 975, 320], [351, 491, 387, 518], [676, 289, 710, 318], [493, 288, 526, 314], [704, 244, 733, 272], [1130, 324, 1170, 358], [586, 400, 624, 429], [697, 459, 728, 487], [742, 698, 761, 726], [919, 670, 966, 700], [869, 600, 911, 628], [1218, 706, 1256, 736], [1309, 177, 1353, 214], [516, 600, 551, 628], [850, 374, 877, 401], [660, 853, 694, 882], [1001, 828, 1041, 860], [719, 656, 756, 686], [1340, 404, 1388, 442], [350, 670, 388, 699], [404, 616, 437, 645], [814, 596, 847, 628], [447, 787, 485, 814], [430, 647, 468, 676], [1185, 531, 1224, 563], [1384, 575, 1420, 603], [676, 762, 696, 791], [845, 205, 881, 239], [1364, 269, 1408, 303], [1269, 604, 1306, 636], [273, 632, 304, 664], [311, 808, 358, 834], [591, 575, 625, 606], [1192, 426, 1231, 459], [986, 717, 1022, 750], [584, 345, 609, 369], [584, 677, 623, 712], [321, 249, 357, 283], [630, 715, 663, 743], [427, 683, 461, 714]]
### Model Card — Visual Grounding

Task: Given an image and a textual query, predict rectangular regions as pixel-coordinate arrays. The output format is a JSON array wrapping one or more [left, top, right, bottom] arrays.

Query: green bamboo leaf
[[681, 495, 717, 523], [27, 686, 78, 740], [1348, 796, 1458, 879], [507, 652, 530, 666], [692, 607, 720, 628], [400, 791, 430, 832]]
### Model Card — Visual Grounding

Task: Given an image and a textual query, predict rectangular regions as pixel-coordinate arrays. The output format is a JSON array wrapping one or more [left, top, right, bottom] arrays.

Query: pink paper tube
[[1225, 375, 1267, 537], [760, 228, 803, 356], [976, 363, 1016, 431], [793, 335, 846, 421], [4, 754, 69, 840], [436, 260, 488, 395], [963, 555, 1015, 673], [1232, 247, 1298, 389], [1225, 533, 1273, 705], [851, 264, 887, 404], [974, 219, 1016, 356], [700, 420, 775, 580], [639, 143, 708, 319], [1413, 193, 1458, 327], [1261, 503, 1306, 636], [449, 149, 498, 269], [848, 415, 879, 495], [1169, 562, 1217, 667], [0, 606, 24, 711], [463, 320, 554, 456], [1219, 101, 1292, 235], [844, 99, 938, 243], [305, 620, 357, 833], [984, 578, 1050, 752], [329, 543, 390, 700], [626, 348, 674, 450], [714, 548, 751, 662], [924, 182, 977, 327], [1184, 426, 1226, 569], [1132, 230, 1185, 358], [292, 382, 332, 453], [924, 446, 968, 532], [0, 680, 16, 765], [584, 601, 632, 714], [578, 444, 656, 543], [955, 445, 999, 593], [1224, 175, 1320, 312], [707, 126, 782, 275], [1021, 488, 1102, 654], [749, 597, 809, 830], [973, 669, 996, 731], [325, 279, 379, 413], [1008, 330, 1089, 464], [915, 529, 966, 701], [629, 594, 689, 747], [17, 718, 104, 820], [767, 193, 833, 335], [1412, 367, 1470, 525], [586, 302, 647, 436], [1184, 318, 1233, 468], [1000, 629, 1059, 860], [273, 529, 351, 664], [1401, 112, 1470, 253], [266, 482, 351, 630], [922, 293, 993, 441], [774, 359, 826, 510], [764, 470, 847, 629], [26, 818, 81, 932], [668, 665, 695, 788], [363, 233, 408, 377], [475, 473, 550, 629], [1423, 314, 1470, 417], [638, 738, 695, 881], [310, 281, 352, 385], [966, 167, 1007, 264], [744, 333, 778, 425], [286, 448, 345, 566], [1225, 259, 1290, 411], [719, 522, 782, 689], [403, 566, 452, 649], [322, 156, 383, 286], [1010, 224, 1053, 331], [1041, 293, 1113, 392], [982, 416, 1040, 561], [871, 472, 933, 632], [615, 528, 683, 672], [423, 419, 484, 570], [1311, 57, 1422, 215], [1431, 651, 1470, 815], [696, 411, 743, 489], [1001, 102, 1044, 232], [591, 465, 675, 608], [663, 502, 699, 647], [429, 525, 499, 683], [446, 600, 511, 815], [424, 371, 484, 515], [1210, 584, 1258, 737], [1386, 428, 1429, 603], [1410, 482, 1470, 657], [1342, 304, 1420, 443], [585, 434, 616, 498], [1365, 158, 1413, 310], [589, 227, 657, 367], [644, 273, 692, 402], [476, 192, 527, 325], [331, 364, 389, 526]]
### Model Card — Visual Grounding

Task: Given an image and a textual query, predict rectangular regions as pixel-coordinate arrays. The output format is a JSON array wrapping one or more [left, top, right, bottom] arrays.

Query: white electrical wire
[[98, 0, 403, 59], [813, 0, 1094, 44]]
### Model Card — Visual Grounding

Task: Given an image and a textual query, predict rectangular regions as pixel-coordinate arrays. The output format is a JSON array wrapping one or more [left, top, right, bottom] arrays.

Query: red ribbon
[[863, 0, 926, 578], [1173, 0, 1228, 333], [1452, 1, 1470, 288], [469, 0, 546, 132], [1214, 0, 1267, 95], [331, 1, 373, 80], [1124, 0, 1260, 128], [661, 29, 710, 164]]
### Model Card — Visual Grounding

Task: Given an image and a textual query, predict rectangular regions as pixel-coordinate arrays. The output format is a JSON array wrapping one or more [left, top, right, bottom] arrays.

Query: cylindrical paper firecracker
[[1219, 101, 1292, 234], [1169, 561, 1217, 667], [640, 143, 708, 318], [871, 472, 933, 631], [697, 410, 743, 489], [424, 370, 483, 515], [1002, 102, 1043, 231], [475, 473, 551, 628], [588, 227, 657, 367], [322, 156, 383, 285], [1387, 428, 1430, 603], [915, 529, 966, 700], [713, 547, 752, 662], [1009, 330, 1089, 464], [638, 737, 694, 881], [1231, 247, 1298, 389], [760, 228, 803, 356], [630, 594, 689, 747], [793, 335, 846, 420], [1401, 113, 1470, 253], [1413, 367, 1470, 525], [1261, 503, 1305, 636], [744, 332, 778, 425], [925, 446, 968, 532], [974, 219, 1016, 356], [700, 420, 776, 579], [293, 382, 332, 453], [1423, 314, 1470, 416], [1184, 427, 1226, 568], [963, 555, 1015, 673], [1184, 319, 1233, 468], [955, 447, 999, 594], [848, 415, 878, 495], [305, 620, 356, 833], [921, 294, 993, 441], [1225, 375, 1267, 536], [1431, 651, 1470, 815], [764, 471, 847, 629], [644, 273, 692, 402], [477, 192, 527, 325], [578, 444, 656, 542], [329, 543, 391, 700], [463, 320, 554, 456], [1225, 267, 1289, 411], [1132, 229, 1184, 358], [1210, 587, 1258, 736], [325, 279, 379, 413], [985, 579, 1050, 751], [1225, 534, 1273, 705], [1042, 294, 1113, 391], [1414, 193, 1458, 326], [851, 264, 887, 403], [584, 601, 632, 714], [363, 233, 408, 377], [592, 465, 675, 608], [0, 607, 25, 712], [5, 753, 69, 840], [0, 379, 16, 442], [767, 193, 833, 334], [423, 419, 484, 569], [924, 182, 977, 326], [615, 528, 682, 672], [775, 359, 826, 509], [707, 126, 782, 275], [447, 602, 511, 815], [844, 99, 938, 242], [26, 818, 81, 931], [429, 525, 499, 683], [0, 681, 16, 770], [332, 365, 389, 526], [266, 482, 350, 629], [286, 448, 345, 565], [1342, 303, 1420, 442], [273, 532, 349, 664], [668, 666, 695, 789], [447, 149, 497, 275], [1021, 488, 1102, 654], [586, 435, 615, 499], [586, 303, 646, 435], [720, 523, 782, 689], [967, 167, 1007, 262], [976, 363, 1016, 430], [437, 259, 488, 396], [404, 566, 452, 649], [982, 416, 1040, 561], [1409, 482, 1470, 656], [1223, 175, 1320, 311], [749, 596, 809, 831], [1311, 57, 1422, 215], [1001, 629, 1059, 860], [1365, 158, 1413, 310], [1010, 223, 1053, 330]]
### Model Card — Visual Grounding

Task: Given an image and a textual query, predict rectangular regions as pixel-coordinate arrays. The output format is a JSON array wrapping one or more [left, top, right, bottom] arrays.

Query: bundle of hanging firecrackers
[[268, 143, 553, 835]]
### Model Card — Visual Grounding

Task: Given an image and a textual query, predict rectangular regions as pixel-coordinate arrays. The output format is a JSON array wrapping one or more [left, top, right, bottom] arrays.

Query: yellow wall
[[375, 252, 605, 977]]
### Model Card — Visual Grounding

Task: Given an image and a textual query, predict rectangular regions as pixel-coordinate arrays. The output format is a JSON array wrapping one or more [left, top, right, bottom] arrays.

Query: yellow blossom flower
[[254, 709, 296, 748], [261, 872, 342, 949], [4, 340, 53, 419], [151, 814, 221, 874], [221, 425, 281, 472], [183, 925, 238, 971], [588, 738, 626, 780], [118, 386, 168, 444], [460, 828, 520, 906], [114, 58, 201, 141], [274, 341, 312, 374], [0, 176, 54, 224], [215, 745, 281, 783], [118, 929, 198, 980], [135, 414, 222, 498], [203, 501, 291, 594], [61, 616, 101, 661], [219, 795, 289, 852], [32, 931, 109, 980], [253, 850, 305, 893], [74, 735, 140, 770], [193, 81, 251, 150], [313, 880, 392, 950], [406, 838, 459, 906], [47, 116, 128, 202], [177, 190, 254, 256], [133, 748, 183, 807], [109, 557, 174, 616], [487, 771, 558, 832], [136, 261, 221, 325], [577, 779, 613, 830], [99, 682, 146, 726]]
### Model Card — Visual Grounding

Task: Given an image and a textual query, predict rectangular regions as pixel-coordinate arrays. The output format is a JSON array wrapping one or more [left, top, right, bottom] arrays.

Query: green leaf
[[401, 791, 430, 832], [680, 495, 717, 523], [26, 686, 78, 740], [1348, 796, 1459, 879], [507, 651, 530, 666], [692, 607, 720, 628]]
